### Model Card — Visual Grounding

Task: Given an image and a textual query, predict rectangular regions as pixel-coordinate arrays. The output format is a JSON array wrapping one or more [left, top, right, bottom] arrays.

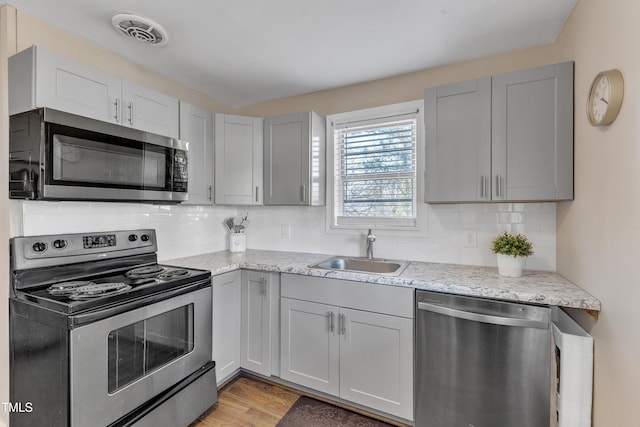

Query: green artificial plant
[[491, 232, 533, 257]]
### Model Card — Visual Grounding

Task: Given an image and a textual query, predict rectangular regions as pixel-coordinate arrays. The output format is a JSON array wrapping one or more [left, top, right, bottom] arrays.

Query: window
[[329, 102, 422, 229]]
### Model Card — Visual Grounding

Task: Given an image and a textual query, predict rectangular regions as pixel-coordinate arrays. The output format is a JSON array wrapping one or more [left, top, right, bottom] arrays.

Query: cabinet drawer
[[281, 274, 413, 318]]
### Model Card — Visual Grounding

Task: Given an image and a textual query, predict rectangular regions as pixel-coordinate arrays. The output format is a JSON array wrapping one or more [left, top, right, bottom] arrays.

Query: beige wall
[[555, 0, 640, 425], [1, 0, 639, 425], [237, 43, 559, 118], [0, 6, 15, 427]]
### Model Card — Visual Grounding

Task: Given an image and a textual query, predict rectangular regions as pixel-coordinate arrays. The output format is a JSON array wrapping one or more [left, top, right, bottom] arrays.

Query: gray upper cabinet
[[9, 45, 180, 138], [214, 113, 263, 205], [9, 45, 121, 124], [425, 61, 574, 203], [263, 111, 326, 206], [425, 78, 492, 202], [179, 102, 214, 205], [492, 62, 574, 201], [121, 80, 179, 138]]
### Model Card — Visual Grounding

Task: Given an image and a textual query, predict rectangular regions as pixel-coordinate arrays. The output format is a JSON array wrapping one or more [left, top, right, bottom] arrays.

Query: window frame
[[325, 100, 426, 234]]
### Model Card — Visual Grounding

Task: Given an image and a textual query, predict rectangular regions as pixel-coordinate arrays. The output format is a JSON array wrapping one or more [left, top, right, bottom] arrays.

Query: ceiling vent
[[111, 13, 169, 46]]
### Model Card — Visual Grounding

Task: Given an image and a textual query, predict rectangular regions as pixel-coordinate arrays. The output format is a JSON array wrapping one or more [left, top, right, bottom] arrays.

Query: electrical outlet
[[281, 224, 291, 240], [463, 230, 477, 248]]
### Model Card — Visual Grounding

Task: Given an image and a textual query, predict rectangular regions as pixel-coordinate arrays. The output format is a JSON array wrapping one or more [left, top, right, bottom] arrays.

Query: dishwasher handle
[[417, 301, 548, 329]]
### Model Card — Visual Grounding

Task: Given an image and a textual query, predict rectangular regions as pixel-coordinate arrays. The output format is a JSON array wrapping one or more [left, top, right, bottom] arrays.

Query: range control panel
[[12, 229, 157, 270]]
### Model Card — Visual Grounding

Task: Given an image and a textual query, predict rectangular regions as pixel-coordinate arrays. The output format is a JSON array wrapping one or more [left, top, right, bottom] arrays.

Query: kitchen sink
[[309, 256, 409, 276]]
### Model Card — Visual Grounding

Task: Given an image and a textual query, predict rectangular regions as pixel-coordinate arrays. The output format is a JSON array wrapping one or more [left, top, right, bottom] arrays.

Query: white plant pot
[[496, 254, 524, 277], [229, 233, 246, 253]]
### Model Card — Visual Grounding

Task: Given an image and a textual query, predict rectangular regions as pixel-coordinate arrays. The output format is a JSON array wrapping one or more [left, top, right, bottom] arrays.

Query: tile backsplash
[[11, 200, 556, 270]]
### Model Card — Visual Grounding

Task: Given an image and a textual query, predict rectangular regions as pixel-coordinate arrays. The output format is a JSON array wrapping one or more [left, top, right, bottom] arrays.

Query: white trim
[[325, 100, 427, 237]]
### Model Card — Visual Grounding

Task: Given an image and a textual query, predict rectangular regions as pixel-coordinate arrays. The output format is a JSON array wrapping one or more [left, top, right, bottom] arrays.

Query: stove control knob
[[128, 234, 138, 242], [53, 239, 67, 249], [31, 242, 47, 253], [141, 234, 150, 242]]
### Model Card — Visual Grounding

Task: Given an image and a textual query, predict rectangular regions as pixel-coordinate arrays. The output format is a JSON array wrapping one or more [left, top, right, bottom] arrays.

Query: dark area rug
[[277, 396, 395, 427]]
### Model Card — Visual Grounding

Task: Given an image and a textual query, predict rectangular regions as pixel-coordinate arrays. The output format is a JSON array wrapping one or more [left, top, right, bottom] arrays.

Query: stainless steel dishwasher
[[415, 290, 551, 427]]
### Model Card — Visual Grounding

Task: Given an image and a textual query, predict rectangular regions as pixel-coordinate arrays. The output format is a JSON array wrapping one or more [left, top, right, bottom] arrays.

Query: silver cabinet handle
[[128, 102, 134, 125], [480, 175, 485, 199], [417, 301, 548, 329], [300, 185, 307, 203], [255, 186, 259, 203], [339, 313, 346, 335], [114, 98, 120, 122], [329, 312, 335, 333], [208, 185, 212, 201], [495, 174, 505, 198], [261, 277, 267, 296], [485, 176, 489, 199]]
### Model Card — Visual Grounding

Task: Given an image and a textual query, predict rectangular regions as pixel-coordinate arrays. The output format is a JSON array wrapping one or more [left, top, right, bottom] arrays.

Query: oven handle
[[69, 279, 211, 328]]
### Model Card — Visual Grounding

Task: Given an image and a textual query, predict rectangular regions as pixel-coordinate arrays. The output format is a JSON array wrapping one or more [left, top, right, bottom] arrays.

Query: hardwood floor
[[190, 375, 301, 427], [190, 374, 409, 427]]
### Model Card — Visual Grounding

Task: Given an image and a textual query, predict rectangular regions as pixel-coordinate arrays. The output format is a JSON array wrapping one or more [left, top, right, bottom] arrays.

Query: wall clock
[[587, 69, 624, 126]]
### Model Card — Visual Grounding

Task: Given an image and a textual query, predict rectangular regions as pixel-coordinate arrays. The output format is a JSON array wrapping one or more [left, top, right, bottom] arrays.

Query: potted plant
[[491, 232, 533, 277]]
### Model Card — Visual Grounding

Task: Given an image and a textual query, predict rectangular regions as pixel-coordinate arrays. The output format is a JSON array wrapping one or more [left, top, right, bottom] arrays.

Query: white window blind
[[333, 112, 417, 227]]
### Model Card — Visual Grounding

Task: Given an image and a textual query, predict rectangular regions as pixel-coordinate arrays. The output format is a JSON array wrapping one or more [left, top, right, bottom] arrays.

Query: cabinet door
[[211, 271, 242, 385], [492, 62, 574, 201], [339, 308, 414, 420], [241, 271, 271, 376], [10, 46, 122, 123], [425, 78, 491, 202], [121, 80, 179, 138], [264, 112, 326, 206], [179, 102, 214, 205], [214, 114, 263, 205], [280, 298, 339, 396]]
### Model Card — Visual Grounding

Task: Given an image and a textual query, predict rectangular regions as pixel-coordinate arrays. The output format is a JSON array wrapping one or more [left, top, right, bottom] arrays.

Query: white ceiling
[[4, 0, 577, 108]]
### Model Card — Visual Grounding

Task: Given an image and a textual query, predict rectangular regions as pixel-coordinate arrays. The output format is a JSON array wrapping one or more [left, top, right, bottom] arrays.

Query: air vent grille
[[111, 13, 169, 46]]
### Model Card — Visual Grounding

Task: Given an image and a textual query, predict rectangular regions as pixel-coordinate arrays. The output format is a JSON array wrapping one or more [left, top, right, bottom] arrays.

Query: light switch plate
[[463, 230, 477, 248], [281, 224, 291, 240]]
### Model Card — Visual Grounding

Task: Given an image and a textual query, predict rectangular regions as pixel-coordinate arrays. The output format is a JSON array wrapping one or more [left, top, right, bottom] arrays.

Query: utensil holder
[[229, 233, 246, 253]]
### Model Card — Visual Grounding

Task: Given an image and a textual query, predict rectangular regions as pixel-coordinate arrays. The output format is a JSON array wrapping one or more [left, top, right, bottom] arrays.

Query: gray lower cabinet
[[211, 271, 241, 385], [280, 274, 414, 421], [425, 61, 574, 203], [263, 111, 326, 206], [240, 271, 279, 376], [179, 102, 214, 205]]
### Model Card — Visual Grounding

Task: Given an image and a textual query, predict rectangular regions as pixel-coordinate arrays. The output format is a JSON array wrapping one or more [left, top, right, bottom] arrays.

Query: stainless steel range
[[9, 229, 217, 427]]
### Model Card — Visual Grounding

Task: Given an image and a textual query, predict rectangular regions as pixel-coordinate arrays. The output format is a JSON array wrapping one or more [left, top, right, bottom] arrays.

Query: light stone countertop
[[166, 249, 601, 312]]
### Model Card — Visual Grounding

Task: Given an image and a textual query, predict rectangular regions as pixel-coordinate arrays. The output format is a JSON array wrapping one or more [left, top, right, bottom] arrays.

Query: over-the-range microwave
[[9, 108, 188, 203]]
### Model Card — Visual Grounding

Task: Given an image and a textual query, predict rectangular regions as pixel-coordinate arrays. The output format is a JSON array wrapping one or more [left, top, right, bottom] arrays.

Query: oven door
[[70, 286, 211, 427]]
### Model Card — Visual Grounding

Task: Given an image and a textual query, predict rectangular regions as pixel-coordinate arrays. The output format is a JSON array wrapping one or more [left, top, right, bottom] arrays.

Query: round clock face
[[587, 69, 624, 127], [590, 75, 610, 125]]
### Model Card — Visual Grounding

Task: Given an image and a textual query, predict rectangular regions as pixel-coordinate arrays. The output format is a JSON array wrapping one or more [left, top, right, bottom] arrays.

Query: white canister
[[229, 233, 246, 253]]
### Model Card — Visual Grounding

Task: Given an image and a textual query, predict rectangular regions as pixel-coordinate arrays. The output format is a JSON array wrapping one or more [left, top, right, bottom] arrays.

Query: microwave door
[[52, 134, 144, 186], [43, 128, 175, 202]]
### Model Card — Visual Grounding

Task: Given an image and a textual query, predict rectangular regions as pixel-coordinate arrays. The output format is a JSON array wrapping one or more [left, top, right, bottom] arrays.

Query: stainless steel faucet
[[366, 229, 376, 259]]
